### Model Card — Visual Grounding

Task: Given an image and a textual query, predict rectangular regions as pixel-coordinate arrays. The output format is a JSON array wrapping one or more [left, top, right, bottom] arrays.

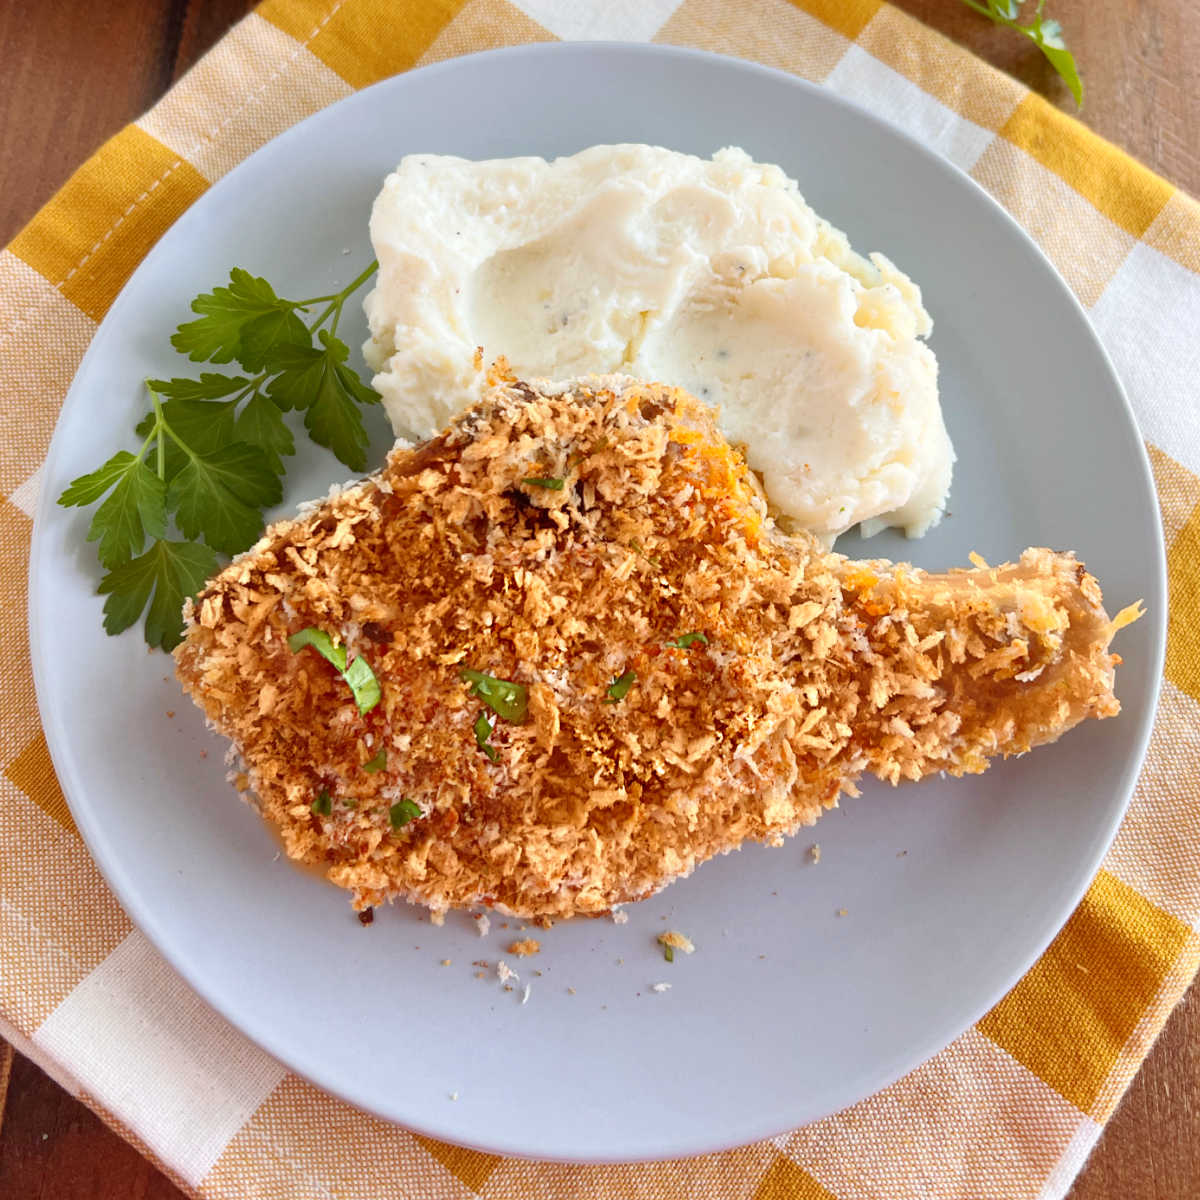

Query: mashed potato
[[363, 145, 953, 539]]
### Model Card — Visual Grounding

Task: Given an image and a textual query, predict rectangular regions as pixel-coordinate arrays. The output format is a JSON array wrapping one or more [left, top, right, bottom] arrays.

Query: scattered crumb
[[448, 1091, 459, 1101], [507, 938, 540, 957], [166, 710, 175, 719], [496, 960, 519, 985], [658, 930, 695, 955], [503, 985, 513, 992], [611, 908, 629, 925], [651, 982, 671, 993], [809, 843, 821, 864], [474, 971, 485, 979], [199, 750, 207, 758], [440, 959, 452, 967], [837, 908, 848, 917], [758, 954, 766, 960], [430, 910, 445, 927], [567, 987, 577, 995], [500, 921, 509, 929], [616, 957, 623, 966], [897, 849, 908, 858], [472, 960, 490, 968], [474, 913, 491, 937], [533, 969, 543, 977], [357, 907, 374, 926], [521, 984, 532, 1005]]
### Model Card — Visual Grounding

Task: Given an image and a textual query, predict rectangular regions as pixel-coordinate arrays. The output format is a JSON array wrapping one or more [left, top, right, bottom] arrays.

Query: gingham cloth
[[3, 2, 1199, 1197]]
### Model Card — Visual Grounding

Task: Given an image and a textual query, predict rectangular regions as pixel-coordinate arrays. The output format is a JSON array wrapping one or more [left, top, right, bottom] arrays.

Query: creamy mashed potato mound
[[363, 144, 953, 539]]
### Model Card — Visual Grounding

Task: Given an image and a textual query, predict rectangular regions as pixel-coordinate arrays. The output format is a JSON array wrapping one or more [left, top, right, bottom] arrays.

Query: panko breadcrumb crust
[[175, 373, 1134, 920]]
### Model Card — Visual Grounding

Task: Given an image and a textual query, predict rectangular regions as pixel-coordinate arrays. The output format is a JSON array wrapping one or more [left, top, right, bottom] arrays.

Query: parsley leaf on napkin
[[960, 0, 1082, 106]]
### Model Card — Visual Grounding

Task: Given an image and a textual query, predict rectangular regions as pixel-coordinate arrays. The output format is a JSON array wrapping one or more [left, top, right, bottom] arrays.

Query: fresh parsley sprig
[[960, 0, 1082, 106], [58, 262, 380, 651]]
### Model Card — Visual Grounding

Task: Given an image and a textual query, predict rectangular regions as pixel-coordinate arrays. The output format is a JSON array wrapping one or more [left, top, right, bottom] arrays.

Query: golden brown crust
[[175, 374, 1129, 919]]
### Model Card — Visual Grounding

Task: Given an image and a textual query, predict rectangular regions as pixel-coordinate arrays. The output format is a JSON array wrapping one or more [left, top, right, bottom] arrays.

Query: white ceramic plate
[[30, 44, 1164, 1162]]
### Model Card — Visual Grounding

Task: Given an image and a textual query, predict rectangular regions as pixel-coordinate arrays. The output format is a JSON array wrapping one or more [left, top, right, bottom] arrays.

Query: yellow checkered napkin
[[3, 1, 1200, 1196]]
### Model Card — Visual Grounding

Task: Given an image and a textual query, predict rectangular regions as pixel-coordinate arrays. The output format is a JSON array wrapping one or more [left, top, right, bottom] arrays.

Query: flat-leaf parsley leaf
[[171, 267, 309, 367], [97, 539, 218, 651], [268, 331, 377, 472]]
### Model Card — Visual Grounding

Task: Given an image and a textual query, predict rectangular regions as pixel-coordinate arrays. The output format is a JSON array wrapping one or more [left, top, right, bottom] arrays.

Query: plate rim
[[28, 40, 1167, 1162]]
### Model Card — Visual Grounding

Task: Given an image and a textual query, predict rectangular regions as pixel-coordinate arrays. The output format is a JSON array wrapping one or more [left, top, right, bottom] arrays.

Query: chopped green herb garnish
[[629, 540, 661, 568], [521, 476, 565, 490], [312, 790, 332, 817], [288, 626, 346, 670], [605, 670, 637, 704], [460, 668, 528, 723], [389, 798, 421, 830], [288, 627, 381, 715], [666, 632, 708, 650], [663, 944, 675, 963], [342, 654, 382, 716], [473, 711, 500, 762], [362, 747, 387, 773]]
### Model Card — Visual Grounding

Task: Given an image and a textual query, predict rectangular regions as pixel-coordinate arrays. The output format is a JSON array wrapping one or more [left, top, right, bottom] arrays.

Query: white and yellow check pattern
[[3, 2, 1200, 1197]]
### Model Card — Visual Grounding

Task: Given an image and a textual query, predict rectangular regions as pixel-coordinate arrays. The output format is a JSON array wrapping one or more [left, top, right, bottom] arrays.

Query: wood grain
[[1, 2, 1197, 1197]]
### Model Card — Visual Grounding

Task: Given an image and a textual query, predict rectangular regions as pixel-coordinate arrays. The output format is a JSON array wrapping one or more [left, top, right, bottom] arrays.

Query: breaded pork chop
[[175, 373, 1137, 920]]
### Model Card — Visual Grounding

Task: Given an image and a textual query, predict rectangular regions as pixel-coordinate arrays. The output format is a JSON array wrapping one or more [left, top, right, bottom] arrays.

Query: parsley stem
[[342, 258, 379, 296], [231, 374, 268, 406], [147, 387, 167, 480], [128, 414, 160, 473], [304, 260, 378, 334], [156, 402, 203, 465]]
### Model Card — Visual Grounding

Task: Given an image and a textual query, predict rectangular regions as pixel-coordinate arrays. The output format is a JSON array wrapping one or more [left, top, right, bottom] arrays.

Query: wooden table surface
[[1, 2, 1197, 1196]]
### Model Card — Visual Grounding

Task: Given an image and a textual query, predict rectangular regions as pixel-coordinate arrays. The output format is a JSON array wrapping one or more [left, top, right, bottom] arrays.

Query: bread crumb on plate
[[658, 930, 695, 954]]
